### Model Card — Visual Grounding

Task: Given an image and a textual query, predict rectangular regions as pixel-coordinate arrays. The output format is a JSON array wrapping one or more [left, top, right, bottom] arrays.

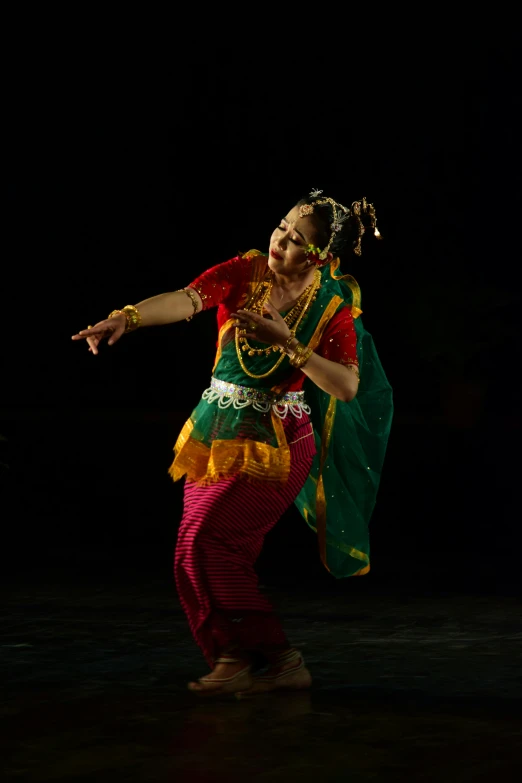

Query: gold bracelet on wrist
[[291, 347, 313, 369], [289, 341, 308, 361], [122, 305, 141, 332], [282, 331, 296, 354], [289, 341, 303, 364], [178, 288, 199, 321], [289, 341, 313, 369], [108, 304, 141, 333]]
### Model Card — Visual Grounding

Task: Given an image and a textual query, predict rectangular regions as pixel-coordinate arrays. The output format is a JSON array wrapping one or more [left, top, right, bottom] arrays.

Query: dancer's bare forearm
[[300, 350, 359, 402], [134, 288, 202, 326]]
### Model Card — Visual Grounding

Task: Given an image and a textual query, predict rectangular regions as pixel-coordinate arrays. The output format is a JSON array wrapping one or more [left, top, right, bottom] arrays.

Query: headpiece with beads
[[299, 189, 382, 259]]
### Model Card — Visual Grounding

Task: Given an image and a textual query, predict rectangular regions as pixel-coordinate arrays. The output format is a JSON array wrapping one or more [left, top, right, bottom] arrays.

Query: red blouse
[[187, 255, 359, 387]]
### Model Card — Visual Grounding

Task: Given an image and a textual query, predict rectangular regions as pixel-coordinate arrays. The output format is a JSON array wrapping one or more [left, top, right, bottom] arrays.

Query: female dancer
[[72, 190, 393, 696]]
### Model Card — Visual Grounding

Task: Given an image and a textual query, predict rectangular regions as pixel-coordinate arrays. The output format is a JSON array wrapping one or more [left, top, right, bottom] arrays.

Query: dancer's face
[[268, 205, 319, 276]]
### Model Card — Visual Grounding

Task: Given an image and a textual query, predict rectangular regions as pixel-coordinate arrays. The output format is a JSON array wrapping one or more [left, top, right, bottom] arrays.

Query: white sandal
[[236, 649, 312, 697], [188, 656, 253, 695]]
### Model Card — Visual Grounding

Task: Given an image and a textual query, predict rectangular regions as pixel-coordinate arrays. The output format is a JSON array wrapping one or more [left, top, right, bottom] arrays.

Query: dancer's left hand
[[231, 302, 292, 348]]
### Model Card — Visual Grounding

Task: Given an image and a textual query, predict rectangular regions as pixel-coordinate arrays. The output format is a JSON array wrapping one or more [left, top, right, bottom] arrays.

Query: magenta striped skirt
[[174, 413, 316, 667]]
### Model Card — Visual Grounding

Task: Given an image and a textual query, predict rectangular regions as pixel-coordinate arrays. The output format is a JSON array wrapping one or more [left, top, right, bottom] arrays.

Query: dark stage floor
[[2, 571, 521, 782]]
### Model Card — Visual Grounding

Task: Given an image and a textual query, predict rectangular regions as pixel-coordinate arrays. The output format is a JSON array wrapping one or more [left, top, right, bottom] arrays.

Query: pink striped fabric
[[174, 414, 316, 666]]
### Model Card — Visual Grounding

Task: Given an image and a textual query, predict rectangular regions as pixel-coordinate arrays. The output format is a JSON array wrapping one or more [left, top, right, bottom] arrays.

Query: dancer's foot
[[236, 650, 311, 697], [188, 657, 253, 695]]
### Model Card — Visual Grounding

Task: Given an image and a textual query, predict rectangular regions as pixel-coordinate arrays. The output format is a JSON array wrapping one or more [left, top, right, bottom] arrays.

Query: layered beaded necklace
[[235, 268, 322, 379]]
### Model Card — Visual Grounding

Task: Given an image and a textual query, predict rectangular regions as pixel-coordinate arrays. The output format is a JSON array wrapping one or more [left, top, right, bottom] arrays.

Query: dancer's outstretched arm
[[71, 287, 203, 355]]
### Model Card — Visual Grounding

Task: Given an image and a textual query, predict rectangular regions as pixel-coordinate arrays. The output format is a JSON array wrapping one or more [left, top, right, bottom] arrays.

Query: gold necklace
[[235, 269, 321, 379], [239, 270, 320, 358]]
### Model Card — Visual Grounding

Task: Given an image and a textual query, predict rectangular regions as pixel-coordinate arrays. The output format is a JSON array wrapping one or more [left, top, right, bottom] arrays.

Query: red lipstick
[[270, 249, 282, 260]]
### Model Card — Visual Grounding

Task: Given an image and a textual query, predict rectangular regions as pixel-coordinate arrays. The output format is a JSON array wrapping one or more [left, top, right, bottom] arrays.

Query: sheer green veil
[[294, 260, 393, 578]]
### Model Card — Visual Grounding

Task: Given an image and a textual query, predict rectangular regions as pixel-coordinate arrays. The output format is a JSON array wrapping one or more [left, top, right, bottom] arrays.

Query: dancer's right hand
[[71, 313, 126, 355]]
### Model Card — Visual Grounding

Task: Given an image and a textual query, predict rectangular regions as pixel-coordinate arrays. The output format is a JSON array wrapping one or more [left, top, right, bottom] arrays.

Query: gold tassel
[[365, 201, 383, 240]]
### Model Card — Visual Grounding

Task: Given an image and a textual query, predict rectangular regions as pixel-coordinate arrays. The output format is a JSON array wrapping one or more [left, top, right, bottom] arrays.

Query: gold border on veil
[[330, 258, 363, 319]]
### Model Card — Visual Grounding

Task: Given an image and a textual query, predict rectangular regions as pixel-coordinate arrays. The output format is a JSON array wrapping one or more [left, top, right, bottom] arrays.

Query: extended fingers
[[232, 311, 265, 330], [78, 323, 111, 336], [72, 324, 116, 356], [72, 328, 103, 340], [87, 333, 100, 354], [262, 301, 282, 318], [234, 309, 262, 321]]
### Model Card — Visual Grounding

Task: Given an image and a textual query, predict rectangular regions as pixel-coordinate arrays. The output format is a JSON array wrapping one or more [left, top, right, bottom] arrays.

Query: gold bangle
[[108, 305, 141, 333], [282, 331, 296, 354], [289, 342, 303, 364], [122, 305, 141, 332], [290, 341, 307, 360], [179, 288, 199, 321], [291, 347, 313, 369], [289, 342, 313, 369]]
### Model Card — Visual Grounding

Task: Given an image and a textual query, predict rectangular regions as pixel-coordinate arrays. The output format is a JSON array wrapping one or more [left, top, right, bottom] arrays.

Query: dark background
[[2, 30, 520, 593]]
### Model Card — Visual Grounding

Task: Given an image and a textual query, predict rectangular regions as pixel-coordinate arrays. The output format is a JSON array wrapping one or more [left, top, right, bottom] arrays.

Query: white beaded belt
[[202, 376, 311, 419]]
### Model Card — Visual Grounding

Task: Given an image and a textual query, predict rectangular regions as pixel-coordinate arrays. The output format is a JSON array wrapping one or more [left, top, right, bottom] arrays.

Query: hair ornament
[[300, 190, 382, 258], [331, 209, 350, 233]]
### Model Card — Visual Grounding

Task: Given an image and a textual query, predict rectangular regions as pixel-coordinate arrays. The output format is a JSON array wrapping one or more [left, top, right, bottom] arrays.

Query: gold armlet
[[345, 363, 361, 382], [179, 288, 199, 321]]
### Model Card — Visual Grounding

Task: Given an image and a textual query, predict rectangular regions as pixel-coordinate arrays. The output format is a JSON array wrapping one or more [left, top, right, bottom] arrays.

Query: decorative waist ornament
[[203, 377, 311, 419]]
